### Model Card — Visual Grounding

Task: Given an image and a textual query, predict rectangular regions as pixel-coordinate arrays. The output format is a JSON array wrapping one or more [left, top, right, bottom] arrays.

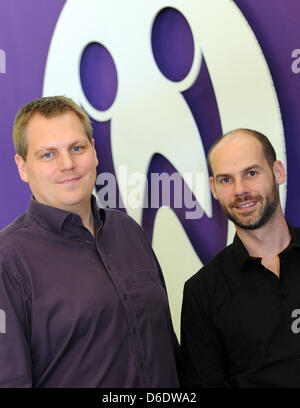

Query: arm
[[136, 220, 181, 372], [152, 249, 180, 366], [180, 280, 229, 388], [0, 260, 32, 387]]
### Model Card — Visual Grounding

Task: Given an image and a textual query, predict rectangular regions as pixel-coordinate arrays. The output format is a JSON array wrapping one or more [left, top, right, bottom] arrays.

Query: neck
[[235, 207, 291, 257]]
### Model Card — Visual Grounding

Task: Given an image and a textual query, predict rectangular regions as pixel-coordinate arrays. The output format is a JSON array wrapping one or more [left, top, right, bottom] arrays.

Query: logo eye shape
[[151, 7, 194, 83], [80, 42, 118, 111]]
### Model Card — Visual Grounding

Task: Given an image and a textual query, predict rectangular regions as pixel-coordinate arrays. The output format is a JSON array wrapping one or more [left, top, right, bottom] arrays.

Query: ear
[[91, 138, 99, 167], [209, 176, 218, 200], [15, 154, 29, 183], [273, 160, 286, 185]]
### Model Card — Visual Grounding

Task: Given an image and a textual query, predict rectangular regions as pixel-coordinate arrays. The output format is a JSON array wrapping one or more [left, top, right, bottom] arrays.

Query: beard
[[221, 178, 280, 230]]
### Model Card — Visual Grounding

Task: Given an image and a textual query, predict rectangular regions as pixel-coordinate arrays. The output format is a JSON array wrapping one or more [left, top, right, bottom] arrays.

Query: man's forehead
[[25, 111, 88, 152], [27, 110, 78, 127], [215, 131, 261, 149], [210, 132, 265, 174], [26, 111, 86, 138]]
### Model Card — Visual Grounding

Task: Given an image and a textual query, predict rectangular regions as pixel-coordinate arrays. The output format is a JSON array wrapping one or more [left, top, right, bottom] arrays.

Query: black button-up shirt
[[181, 223, 300, 387], [0, 198, 178, 388]]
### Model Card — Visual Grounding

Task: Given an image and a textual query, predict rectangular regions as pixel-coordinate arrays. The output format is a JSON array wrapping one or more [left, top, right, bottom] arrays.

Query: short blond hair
[[13, 95, 93, 159]]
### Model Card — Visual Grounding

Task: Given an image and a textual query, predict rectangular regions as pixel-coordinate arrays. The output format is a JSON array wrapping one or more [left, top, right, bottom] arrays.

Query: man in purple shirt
[[0, 96, 179, 387]]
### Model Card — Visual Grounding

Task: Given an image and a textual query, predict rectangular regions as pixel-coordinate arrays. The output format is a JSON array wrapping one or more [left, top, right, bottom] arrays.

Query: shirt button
[[132, 327, 136, 335], [86, 239, 92, 245], [72, 216, 77, 222]]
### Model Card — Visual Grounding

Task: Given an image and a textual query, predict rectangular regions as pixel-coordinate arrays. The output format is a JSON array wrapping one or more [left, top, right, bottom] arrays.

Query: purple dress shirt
[[0, 197, 179, 388]]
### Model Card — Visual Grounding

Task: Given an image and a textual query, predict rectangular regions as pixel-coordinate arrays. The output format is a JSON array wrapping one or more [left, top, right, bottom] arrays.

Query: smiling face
[[209, 132, 285, 230], [15, 111, 99, 214]]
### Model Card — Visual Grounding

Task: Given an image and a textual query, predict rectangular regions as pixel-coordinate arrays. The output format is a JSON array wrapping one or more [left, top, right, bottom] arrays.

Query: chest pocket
[[128, 269, 169, 328]]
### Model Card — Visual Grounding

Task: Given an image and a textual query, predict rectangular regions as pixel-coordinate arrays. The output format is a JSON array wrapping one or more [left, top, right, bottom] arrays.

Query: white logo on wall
[[291, 309, 300, 334], [0, 309, 6, 333], [43, 0, 284, 338], [0, 49, 6, 74], [291, 49, 300, 74]]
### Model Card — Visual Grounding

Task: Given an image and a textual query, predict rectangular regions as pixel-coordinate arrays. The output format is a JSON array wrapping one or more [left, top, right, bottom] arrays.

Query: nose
[[233, 177, 249, 197], [58, 150, 75, 170]]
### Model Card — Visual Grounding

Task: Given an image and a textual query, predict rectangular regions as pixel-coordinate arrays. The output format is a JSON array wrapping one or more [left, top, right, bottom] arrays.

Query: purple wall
[[0, 0, 300, 263]]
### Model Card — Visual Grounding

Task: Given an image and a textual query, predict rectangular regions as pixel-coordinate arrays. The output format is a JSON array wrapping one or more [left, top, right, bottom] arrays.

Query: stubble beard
[[221, 179, 280, 230]]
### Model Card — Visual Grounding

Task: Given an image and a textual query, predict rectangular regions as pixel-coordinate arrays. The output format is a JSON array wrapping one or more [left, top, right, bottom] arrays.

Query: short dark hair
[[207, 128, 277, 176], [13, 95, 93, 160]]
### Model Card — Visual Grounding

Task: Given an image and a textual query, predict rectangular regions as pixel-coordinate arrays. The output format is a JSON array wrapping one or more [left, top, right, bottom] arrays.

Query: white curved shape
[[152, 207, 202, 339], [43, 0, 284, 333], [43, 0, 284, 231]]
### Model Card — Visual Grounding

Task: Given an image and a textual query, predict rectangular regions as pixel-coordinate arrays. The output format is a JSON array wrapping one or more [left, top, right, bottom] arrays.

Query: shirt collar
[[232, 220, 300, 270], [281, 220, 300, 252], [232, 233, 250, 270], [27, 195, 103, 235]]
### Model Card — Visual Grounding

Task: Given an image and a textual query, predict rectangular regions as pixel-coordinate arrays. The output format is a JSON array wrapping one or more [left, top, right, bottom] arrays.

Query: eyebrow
[[215, 164, 263, 179]]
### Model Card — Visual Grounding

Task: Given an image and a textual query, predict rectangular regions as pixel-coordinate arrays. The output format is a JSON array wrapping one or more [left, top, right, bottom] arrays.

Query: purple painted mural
[[0, 0, 300, 268], [0, 0, 66, 227]]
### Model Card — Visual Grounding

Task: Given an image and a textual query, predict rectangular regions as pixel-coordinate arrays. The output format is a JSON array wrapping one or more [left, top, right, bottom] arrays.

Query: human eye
[[220, 176, 231, 184], [72, 145, 85, 153], [41, 152, 54, 160], [248, 170, 257, 177]]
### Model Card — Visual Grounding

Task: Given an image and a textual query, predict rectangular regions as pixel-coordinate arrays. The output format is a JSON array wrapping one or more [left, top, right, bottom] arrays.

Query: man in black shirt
[[181, 128, 300, 387]]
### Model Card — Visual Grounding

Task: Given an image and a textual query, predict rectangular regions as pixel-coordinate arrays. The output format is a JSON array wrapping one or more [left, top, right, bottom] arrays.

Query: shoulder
[[185, 243, 235, 295], [101, 207, 138, 224], [98, 208, 160, 275], [291, 225, 300, 239], [99, 208, 153, 252], [100, 207, 146, 236], [0, 214, 32, 290], [286, 223, 300, 249], [0, 213, 30, 251]]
